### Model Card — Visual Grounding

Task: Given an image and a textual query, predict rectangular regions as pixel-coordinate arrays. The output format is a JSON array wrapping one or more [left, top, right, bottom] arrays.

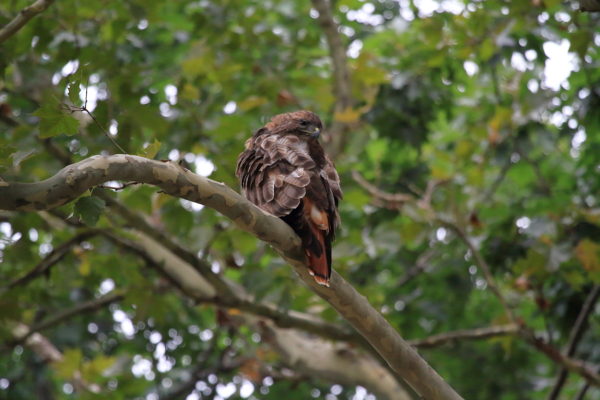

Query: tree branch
[[444, 222, 600, 386], [522, 328, 600, 387], [352, 171, 600, 387], [0, 154, 464, 399], [547, 285, 600, 399], [441, 220, 516, 323], [10, 291, 124, 345], [409, 324, 519, 349], [95, 203, 362, 346], [255, 317, 411, 400], [101, 220, 405, 399], [2, 229, 99, 291], [11, 323, 102, 393], [579, 0, 600, 11], [310, 0, 354, 158], [0, 0, 55, 44]]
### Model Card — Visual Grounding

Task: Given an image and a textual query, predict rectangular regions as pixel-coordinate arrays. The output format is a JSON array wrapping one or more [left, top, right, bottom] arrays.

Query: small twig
[[397, 249, 436, 287], [2, 230, 99, 291], [351, 170, 415, 210], [522, 328, 600, 387], [64, 102, 127, 153], [409, 324, 519, 348], [574, 382, 592, 400], [81, 105, 127, 153], [0, 0, 55, 44], [9, 291, 124, 346], [547, 285, 600, 400], [442, 220, 516, 323]]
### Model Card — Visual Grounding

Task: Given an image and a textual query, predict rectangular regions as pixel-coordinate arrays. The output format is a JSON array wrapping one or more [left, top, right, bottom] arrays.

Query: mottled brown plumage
[[236, 110, 342, 286]]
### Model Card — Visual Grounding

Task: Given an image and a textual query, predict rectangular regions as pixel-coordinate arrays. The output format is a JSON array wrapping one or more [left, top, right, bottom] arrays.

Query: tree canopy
[[0, 0, 599, 399]]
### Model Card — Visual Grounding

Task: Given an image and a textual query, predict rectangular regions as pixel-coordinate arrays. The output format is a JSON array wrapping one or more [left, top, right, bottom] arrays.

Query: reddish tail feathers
[[305, 226, 330, 286]]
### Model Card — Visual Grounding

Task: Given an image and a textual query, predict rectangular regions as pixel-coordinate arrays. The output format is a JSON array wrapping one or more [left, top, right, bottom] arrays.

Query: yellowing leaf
[[334, 107, 361, 124], [575, 239, 600, 273], [238, 96, 267, 111], [78, 253, 91, 276], [139, 139, 161, 159], [180, 83, 200, 101], [82, 355, 117, 381], [53, 348, 82, 379]]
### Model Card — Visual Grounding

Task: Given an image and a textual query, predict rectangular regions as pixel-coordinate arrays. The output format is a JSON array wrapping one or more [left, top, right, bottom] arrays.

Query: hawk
[[236, 110, 342, 286]]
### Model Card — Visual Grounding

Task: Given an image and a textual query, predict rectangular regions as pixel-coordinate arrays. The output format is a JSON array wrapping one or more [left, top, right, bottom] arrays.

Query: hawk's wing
[[236, 131, 315, 217], [236, 129, 342, 286]]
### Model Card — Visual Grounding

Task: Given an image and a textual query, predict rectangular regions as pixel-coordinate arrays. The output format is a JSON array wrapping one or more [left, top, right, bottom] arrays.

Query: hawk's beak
[[310, 127, 321, 139]]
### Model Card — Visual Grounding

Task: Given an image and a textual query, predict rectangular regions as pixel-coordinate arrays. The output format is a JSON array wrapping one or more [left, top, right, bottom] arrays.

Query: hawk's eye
[[299, 119, 309, 126]]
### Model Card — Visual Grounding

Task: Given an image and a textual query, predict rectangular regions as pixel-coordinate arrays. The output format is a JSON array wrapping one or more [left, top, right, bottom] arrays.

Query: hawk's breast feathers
[[236, 111, 342, 286]]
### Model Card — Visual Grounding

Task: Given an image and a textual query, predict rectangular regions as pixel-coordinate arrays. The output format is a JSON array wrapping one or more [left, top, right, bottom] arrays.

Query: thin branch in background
[[352, 170, 447, 212], [310, 0, 353, 158], [579, 0, 600, 11], [352, 166, 600, 388], [64, 103, 127, 154], [351, 170, 415, 210], [2, 230, 99, 291], [574, 382, 592, 400], [547, 285, 600, 400], [442, 221, 517, 323], [522, 329, 600, 387], [408, 324, 519, 348], [397, 249, 436, 287], [10, 323, 102, 393], [480, 156, 513, 204], [8, 291, 124, 346], [0, 0, 55, 44]]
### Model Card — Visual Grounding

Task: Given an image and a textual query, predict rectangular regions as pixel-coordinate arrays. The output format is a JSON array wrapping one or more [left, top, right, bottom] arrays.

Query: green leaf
[[74, 196, 106, 226], [0, 141, 17, 169], [68, 80, 81, 105], [33, 99, 80, 138]]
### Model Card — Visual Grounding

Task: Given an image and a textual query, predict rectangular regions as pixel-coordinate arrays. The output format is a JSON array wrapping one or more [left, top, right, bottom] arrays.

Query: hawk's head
[[264, 110, 323, 138]]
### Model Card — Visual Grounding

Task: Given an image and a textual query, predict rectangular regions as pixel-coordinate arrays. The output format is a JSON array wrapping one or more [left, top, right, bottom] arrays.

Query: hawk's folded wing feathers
[[236, 111, 342, 286], [237, 134, 313, 217]]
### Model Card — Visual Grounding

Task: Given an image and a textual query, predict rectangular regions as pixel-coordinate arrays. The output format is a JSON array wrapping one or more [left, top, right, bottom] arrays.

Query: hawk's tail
[[305, 225, 330, 287]]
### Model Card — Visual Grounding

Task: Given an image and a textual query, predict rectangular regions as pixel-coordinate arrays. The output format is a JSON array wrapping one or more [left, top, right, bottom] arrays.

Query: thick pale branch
[[97, 191, 237, 298], [0, 0, 55, 44], [255, 317, 411, 400], [103, 220, 402, 398], [95, 194, 362, 345], [0, 154, 463, 399]]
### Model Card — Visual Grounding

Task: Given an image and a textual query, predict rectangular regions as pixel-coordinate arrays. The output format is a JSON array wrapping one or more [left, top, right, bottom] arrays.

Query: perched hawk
[[236, 111, 342, 286]]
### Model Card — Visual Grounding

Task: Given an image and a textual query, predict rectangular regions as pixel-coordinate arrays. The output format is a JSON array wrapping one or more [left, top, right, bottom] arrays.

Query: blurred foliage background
[[1, 0, 599, 399]]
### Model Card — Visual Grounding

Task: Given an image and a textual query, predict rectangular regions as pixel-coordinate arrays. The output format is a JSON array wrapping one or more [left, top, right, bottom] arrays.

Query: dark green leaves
[[74, 195, 106, 226], [33, 98, 79, 138]]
